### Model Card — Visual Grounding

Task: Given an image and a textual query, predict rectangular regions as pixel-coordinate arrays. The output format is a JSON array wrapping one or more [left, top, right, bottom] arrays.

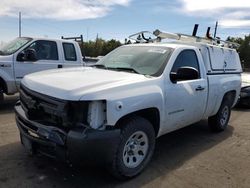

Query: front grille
[[18, 116, 38, 132], [20, 84, 68, 127]]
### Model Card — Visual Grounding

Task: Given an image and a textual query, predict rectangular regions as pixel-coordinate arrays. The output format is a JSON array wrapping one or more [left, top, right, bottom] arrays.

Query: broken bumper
[[15, 102, 120, 164]]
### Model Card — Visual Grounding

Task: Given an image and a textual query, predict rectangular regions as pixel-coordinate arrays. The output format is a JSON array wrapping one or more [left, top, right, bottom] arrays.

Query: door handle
[[195, 86, 205, 91], [58, 64, 63, 68]]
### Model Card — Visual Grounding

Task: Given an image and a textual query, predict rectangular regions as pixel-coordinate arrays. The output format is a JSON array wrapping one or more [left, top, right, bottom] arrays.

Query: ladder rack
[[127, 29, 240, 49], [128, 31, 159, 43]]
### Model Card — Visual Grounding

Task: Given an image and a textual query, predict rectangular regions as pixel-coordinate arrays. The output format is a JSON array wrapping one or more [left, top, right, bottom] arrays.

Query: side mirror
[[170, 66, 199, 82], [17, 48, 37, 62], [16, 51, 25, 61], [25, 48, 37, 61]]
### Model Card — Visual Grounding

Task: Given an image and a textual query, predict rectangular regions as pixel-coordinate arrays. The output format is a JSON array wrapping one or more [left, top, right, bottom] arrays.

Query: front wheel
[[110, 116, 155, 179], [208, 100, 231, 132]]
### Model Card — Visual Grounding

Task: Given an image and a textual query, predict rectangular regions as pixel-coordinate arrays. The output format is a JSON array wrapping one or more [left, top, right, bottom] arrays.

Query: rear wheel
[[208, 100, 231, 132], [0, 86, 4, 101], [110, 116, 155, 179]]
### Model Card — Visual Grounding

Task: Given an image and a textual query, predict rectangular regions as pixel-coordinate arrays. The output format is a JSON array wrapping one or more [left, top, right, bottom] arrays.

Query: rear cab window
[[63, 43, 77, 61]]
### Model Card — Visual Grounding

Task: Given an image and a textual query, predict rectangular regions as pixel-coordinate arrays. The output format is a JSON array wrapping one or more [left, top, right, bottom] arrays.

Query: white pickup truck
[[15, 30, 242, 179], [0, 37, 84, 100]]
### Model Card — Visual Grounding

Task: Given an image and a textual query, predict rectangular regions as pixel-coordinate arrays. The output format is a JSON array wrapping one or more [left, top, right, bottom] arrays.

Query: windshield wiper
[[91, 64, 141, 74], [90, 64, 107, 69], [108, 67, 140, 74]]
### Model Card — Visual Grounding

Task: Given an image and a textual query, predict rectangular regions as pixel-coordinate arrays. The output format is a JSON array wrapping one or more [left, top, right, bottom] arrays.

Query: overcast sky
[[0, 0, 250, 43]]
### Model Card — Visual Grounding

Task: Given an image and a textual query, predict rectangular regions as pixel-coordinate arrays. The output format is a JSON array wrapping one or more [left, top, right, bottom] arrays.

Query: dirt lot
[[0, 95, 250, 188]]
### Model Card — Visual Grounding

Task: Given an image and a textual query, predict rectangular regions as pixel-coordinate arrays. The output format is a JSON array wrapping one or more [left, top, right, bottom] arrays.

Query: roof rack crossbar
[[128, 31, 159, 43], [153, 29, 240, 49], [127, 29, 240, 49]]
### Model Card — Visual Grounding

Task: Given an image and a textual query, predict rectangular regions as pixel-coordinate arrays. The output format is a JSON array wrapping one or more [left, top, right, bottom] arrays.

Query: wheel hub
[[123, 131, 149, 168], [220, 106, 229, 126]]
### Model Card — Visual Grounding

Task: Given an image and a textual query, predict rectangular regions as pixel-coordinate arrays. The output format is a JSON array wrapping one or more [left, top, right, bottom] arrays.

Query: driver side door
[[14, 40, 61, 87], [164, 49, 207, 133]]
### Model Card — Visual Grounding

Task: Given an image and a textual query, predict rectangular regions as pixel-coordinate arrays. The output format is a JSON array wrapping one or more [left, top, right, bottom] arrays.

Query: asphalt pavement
[[0, 95, 250, 188]]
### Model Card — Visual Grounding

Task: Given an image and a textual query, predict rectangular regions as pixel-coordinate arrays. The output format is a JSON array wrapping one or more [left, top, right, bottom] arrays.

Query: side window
[[63, 43, 77, 61], [28, 40, 58, 60], [171, 50, 200, 74]]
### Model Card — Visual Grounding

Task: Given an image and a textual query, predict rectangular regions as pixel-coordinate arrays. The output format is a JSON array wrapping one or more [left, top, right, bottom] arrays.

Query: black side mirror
[[25, 48, 37, 61], [17, 48, 37, 62], [16, 51, 25, 61], [170, 66, 199, 82]]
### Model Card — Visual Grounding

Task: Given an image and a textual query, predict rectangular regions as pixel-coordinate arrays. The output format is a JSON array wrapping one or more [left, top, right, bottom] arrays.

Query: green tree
[[238, 35, 250, 68], [81, 38, 121, 57], [227, 35, 250, 68], [102, 39, 122, 55]]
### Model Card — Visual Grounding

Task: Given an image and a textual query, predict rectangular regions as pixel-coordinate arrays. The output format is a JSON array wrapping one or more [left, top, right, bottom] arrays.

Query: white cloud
[[181, 0, 250, 11], [0, 0, 131, 20], [220, 20, 250, 28], [179, 0, 250, 27]]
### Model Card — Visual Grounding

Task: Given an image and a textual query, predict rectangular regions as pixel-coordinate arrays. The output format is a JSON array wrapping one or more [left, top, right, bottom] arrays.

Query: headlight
[[66, 101, 89, 127], [87, 100, 107, 129], [66, 100, 106, 130]]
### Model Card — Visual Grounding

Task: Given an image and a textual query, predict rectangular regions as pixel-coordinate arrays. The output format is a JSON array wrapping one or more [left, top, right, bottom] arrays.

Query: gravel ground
[[0, 95, 250, 188]]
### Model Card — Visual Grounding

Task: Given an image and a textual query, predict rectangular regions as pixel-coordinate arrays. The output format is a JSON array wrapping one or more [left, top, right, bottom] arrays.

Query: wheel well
[[223, 90, 236, 107], [115, 108, 160, 136], [0, 77, 7, 93]]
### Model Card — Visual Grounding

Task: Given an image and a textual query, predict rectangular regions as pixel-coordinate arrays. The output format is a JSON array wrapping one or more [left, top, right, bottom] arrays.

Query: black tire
[[110, 116, 155, 179], [0, 87, 3, 101], [208, 99, 231, 132]]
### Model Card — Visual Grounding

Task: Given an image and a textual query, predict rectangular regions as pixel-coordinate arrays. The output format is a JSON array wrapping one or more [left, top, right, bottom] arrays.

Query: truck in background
[[0, 37, 85, 100]]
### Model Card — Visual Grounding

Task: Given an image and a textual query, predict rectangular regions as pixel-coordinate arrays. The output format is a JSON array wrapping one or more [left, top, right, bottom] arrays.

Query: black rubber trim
[[207, 72, 242, 75]]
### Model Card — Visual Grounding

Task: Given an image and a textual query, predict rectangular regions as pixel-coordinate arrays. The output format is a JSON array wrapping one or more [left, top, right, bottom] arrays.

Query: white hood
[[22, 67, 150, 100]]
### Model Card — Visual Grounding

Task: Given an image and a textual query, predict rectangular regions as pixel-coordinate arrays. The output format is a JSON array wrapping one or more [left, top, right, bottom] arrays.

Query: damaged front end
[[15, 84, 120, 164]]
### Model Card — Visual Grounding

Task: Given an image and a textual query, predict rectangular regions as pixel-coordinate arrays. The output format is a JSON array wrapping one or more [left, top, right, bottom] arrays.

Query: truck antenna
[[19, 12, 22, 37], [214, 21, 218, 38]]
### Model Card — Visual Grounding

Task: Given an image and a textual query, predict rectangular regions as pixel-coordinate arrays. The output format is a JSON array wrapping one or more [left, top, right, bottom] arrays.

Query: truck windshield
[[0, 37, 32, 56], [96, 45, 173, 76]]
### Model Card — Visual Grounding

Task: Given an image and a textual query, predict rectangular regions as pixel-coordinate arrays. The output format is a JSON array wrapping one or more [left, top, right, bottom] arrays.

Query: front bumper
[[15, 101, 120, 165]]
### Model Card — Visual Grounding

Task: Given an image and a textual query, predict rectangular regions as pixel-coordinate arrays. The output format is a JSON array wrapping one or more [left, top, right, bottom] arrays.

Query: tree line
[[227, 35, 250, 69], [81, 38, 122, 57]]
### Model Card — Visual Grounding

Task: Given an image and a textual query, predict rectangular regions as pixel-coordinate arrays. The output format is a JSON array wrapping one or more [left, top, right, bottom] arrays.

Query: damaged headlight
[[87, 100, 107, 129], [67, 100, 107, 129], [66, 101, 89, 127]]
